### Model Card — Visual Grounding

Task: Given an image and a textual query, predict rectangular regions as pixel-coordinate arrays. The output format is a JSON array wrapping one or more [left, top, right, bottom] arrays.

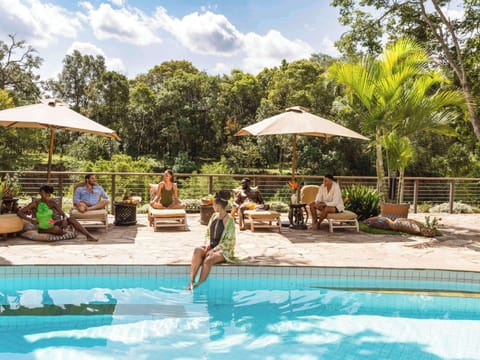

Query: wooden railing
[[1, 171, 479, 213]]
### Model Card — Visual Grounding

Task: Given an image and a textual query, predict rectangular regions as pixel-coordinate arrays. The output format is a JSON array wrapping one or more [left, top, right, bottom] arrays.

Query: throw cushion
[[21, 224, 77, 242], [390, 218, 423, 235], [71, 209, 107, 220], [363, 216, 393, 230]]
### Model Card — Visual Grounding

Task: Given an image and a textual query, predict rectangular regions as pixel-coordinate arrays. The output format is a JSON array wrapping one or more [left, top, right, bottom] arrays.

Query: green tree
[[328, 38, 465, 199], [124, 82, 157, 158], [48, 50, 106, 111], [86, 71, 129, 131], [0, 34, 42, 104], [0, 88, 14, 110], [331, 0, 480, 141], [382, 131, 414, 201]]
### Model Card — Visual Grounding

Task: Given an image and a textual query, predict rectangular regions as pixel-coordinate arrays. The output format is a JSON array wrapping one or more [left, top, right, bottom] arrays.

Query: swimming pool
[[0, 265, 479, 359]]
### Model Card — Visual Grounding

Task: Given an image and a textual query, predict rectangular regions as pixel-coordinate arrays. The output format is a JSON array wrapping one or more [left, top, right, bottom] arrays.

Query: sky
[[0, 0, 346, 81]]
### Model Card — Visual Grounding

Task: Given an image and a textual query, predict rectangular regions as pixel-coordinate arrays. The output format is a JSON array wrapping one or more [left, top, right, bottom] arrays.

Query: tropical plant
[[331, 0, 480, 142], [1, 173, 21, 199], [328, 37, 465, 200], [342, 184, 380, 220], [420, 215, 442, 237], [382, 131, 414, 202]]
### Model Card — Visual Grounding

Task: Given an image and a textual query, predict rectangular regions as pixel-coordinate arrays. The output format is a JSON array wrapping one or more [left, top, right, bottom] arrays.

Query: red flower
[[288, 181, 299, 191]]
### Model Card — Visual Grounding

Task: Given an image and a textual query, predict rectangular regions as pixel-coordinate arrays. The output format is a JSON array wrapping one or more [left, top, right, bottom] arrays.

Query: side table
[[288, 203, 308, 229], [114, 202, 137, 226]]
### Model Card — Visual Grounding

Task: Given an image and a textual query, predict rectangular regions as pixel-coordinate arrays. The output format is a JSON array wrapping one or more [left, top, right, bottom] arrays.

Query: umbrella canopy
[[0, 99, 120, 181], [235, 106, 369, 180]]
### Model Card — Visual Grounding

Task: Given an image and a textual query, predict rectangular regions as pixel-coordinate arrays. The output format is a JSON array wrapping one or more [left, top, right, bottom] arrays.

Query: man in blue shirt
[[73, 174, 109, 213]]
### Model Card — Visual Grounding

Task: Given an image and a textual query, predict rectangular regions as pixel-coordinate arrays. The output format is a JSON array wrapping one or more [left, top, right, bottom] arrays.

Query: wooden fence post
[[449, 180, 455, 214]]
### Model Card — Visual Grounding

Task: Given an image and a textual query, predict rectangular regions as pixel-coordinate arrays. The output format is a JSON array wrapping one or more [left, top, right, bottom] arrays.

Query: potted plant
[[288, 180, 300, 204], [1, 173, 20, 199], [380, 131, 414, 220], [420, 216, 442, 237]]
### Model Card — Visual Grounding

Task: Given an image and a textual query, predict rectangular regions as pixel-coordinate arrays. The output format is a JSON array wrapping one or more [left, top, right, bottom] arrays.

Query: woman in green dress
[[188, 190, 236, 290], [17, 184, 98, 241]]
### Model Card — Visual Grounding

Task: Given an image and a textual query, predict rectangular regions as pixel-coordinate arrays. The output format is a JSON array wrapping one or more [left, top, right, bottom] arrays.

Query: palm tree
[[382, 131, 414, 202], [328, 38, 465, 200]]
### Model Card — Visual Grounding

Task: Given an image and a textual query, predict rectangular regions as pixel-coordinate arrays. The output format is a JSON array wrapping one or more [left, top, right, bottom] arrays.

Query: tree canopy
[[1, 11, 479, 179]]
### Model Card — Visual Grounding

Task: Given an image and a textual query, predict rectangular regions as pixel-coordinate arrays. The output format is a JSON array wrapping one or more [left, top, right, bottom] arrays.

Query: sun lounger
[[244, 209, 281, 232], [147, 206, 188, 231], [70, 208, 109, 232], [326, 210, 359, 233]]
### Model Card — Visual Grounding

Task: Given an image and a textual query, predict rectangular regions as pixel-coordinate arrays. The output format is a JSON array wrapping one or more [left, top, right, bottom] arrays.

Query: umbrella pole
[[292, 134, 297, 182], [47, 129, 54, 183]]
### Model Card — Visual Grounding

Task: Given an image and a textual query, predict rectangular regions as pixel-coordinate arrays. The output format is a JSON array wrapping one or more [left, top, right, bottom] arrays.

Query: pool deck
[[0, 212, 479, 271]]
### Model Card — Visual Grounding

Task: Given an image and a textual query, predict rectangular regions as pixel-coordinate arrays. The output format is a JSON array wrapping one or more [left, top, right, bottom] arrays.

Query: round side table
[[288, 203, 308, 229], [114, 202, 137, 226]]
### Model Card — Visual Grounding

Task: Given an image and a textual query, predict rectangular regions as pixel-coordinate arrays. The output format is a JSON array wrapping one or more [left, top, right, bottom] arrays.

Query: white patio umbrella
[[235, 106, 369, 180], [0, 99, 120, 181]]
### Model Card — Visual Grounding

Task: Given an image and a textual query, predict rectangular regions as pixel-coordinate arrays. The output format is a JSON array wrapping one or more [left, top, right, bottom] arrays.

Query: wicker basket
[[114, 202, 137, 225]]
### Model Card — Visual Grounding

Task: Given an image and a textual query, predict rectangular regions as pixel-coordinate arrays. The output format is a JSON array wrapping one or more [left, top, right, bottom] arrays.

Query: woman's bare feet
[[87, 236, 98, 242], [186, 282, 199, 290], [310, 222, 320, 230]]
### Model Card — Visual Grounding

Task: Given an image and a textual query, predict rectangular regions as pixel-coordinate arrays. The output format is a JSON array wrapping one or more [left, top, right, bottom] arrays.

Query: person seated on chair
[[233, 178, 264, 230], [150, 169, 185, 209], [309, 174, 345, 230], [73, 174, 109, 213], [188, 190, 236, 290], [17, 184, 98, 241]]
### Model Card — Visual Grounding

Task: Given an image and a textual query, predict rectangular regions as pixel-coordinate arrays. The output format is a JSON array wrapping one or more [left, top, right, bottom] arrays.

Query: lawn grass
[[359, 222, 404, 235]]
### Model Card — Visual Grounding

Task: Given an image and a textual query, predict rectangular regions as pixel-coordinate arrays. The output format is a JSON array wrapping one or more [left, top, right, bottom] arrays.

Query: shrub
[[268, 201, 289, 212], [342, 185, 380, 220], [429, 201, 473, 214], [418, 201, 433, 213], [182, 199, 202, 213]]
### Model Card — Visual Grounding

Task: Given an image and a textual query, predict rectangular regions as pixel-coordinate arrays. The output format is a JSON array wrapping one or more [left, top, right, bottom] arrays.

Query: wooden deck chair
[[300, 185, 320, 224], [147, 184, 188, 231], [301, 184, 359, 232], [70, 181, 109, 232]]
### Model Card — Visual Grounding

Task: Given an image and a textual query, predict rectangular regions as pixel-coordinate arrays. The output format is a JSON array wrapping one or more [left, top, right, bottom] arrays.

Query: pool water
[[0, 268, 479, 360]]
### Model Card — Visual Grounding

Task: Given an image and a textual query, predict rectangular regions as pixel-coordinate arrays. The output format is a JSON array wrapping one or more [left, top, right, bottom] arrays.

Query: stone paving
[[0, 212, 479, 271]]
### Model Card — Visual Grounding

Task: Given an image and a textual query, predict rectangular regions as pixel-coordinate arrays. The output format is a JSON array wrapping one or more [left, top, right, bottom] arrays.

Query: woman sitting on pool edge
[[17, 184, 98, 242], [188, 190, 236, 290]]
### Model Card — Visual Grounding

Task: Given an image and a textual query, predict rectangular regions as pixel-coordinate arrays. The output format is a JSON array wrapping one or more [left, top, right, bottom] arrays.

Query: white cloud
[[242, 30, 313, 74], [154, 8, 243, 56], [211, 62, 231, 75], [151, 8, 314, 73], [321, 37, 340, 57], [81, 2, 162, 45], [0, 0, 82, 47], [67, 41, 126, 73], [109, 0, 123, 6]]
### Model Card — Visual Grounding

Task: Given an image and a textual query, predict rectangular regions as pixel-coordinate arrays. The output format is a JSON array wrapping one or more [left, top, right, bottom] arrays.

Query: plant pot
[[290, 193, 298, 204], [380, 203, 410, 220], [420, 227, 436, 237], [201, 198, 213, 206], [200, 204, 214, 225]]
